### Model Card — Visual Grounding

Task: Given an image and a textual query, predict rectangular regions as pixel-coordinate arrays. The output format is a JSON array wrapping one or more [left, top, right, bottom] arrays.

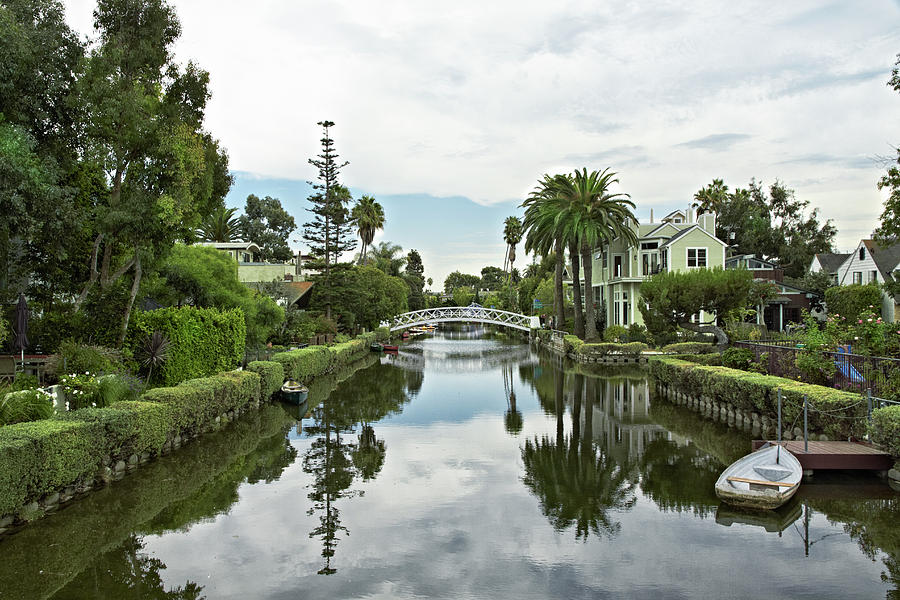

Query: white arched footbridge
[[387, 305, 540, 332]]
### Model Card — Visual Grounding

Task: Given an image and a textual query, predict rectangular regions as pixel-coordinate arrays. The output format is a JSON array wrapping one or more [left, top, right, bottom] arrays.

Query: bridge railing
[[388, 306, 540, 332]]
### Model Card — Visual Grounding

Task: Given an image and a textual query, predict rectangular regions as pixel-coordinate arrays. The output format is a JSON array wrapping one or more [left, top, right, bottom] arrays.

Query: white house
[[814, 240, 900, 322]]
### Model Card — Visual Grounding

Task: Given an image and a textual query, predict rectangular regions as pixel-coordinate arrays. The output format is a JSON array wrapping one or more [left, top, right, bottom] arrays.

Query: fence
[[734, 340, 900, 399]]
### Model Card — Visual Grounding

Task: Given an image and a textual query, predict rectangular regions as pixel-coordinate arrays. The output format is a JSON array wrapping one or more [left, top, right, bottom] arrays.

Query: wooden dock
[[751, 440, 893, 471]]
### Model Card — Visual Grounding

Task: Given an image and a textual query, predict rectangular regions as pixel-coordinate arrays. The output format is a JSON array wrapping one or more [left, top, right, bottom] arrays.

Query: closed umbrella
[[13, 293, 29, 364]]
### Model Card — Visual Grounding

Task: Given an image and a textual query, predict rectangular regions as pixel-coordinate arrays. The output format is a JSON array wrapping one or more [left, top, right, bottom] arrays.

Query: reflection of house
[[810, 240, 900, 322], [725, 254, 819, 332], [574, 209, 727, 327]]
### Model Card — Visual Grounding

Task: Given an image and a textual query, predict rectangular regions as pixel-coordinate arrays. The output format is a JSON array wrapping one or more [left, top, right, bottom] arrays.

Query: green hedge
[[564, 335, 648, 358], [57, 401, 171, 460], [375, 327, 390, 342], [869, 405, 900, 458], [272, 334, 374, 383], [0, 420, 102, 517], [661, 342, 717, 354], [669, 353, 722, 366], [141, 370, 261, 435], [650, 357, 866, 438], [246, 361, 284, 401], [128, 306, 246, 386]]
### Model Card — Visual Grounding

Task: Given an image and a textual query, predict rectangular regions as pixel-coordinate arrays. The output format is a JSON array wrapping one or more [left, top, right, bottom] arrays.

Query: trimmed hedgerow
[[565, 336, 648, 358], [127, 306, 246, 386], [661, 342, 717, 355], [57, 401, 172, 460], [649, 357, 866, 438], [0, 420, 102, 517], [669, 353, 722, 366], [869, 405, 900, 458], [272, 346, 333, 383], [246, 361, 284, 401]]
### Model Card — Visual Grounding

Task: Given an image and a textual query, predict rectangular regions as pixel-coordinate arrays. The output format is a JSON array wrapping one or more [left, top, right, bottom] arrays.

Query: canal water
[[1, 327, 899, 599]]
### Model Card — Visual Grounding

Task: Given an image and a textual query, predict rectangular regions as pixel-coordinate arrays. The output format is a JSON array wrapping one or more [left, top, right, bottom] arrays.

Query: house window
[[853, 271, 862, 284], [614, 255, 623, 277], [641, 252, 659, 276], [870, 270, 878, 283], [860, 247, 866, 260], [640, 242, 658, 250], [660, 249, 668, 271], [687, 248, 707, 268]]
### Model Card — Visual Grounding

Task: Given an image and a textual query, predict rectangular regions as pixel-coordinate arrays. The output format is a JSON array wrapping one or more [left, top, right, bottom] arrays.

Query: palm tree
[[366, 241, 406, 276], [197, 206, 240, 242], [521, 174, 569, 331], [351, 195, 385, 264], [552, 169, 637, 340], [692, 178, 728, 219], [503, 216, 523, 285]]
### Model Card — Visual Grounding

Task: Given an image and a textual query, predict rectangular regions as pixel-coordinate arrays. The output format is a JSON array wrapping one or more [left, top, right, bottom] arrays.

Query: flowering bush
[[58, 372, 102, 410], [0, 388, 54, 425]]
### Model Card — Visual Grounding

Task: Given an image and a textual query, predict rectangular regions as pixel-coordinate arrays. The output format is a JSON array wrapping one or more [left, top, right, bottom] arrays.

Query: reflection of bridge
[[383, 344, 536, 373], [388, 306, 540, 332]]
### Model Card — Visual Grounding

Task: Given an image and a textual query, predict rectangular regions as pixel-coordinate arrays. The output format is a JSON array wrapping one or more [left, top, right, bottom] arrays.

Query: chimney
[[650, 208, 654, 223]]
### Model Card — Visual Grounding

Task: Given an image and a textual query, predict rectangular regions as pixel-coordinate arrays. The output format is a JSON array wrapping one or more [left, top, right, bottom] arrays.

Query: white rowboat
[[715, 444, 802, 510]]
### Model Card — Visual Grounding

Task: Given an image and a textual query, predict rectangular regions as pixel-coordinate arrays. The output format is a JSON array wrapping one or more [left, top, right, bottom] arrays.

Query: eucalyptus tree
[[521, 174, 569, 331], [351, 195, 384, 264], [552, 168, 637, 340], [74, 0, 230, 345]]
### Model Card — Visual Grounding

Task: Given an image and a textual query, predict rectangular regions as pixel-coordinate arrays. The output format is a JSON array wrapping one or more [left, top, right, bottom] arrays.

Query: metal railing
[[735, 340, 900, 398], [389, 306, 540, 332]]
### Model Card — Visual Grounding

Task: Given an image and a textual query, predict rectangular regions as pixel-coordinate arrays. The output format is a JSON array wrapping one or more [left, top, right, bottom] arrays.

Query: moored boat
[[370, 342, 383, 352], [382, 344, 399, 352], [280, 379, 309, 405], [715, 444, 802, 510]]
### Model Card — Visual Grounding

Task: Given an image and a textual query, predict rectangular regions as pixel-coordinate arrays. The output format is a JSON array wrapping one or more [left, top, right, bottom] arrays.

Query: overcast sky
[[63, 1, 900, 287]]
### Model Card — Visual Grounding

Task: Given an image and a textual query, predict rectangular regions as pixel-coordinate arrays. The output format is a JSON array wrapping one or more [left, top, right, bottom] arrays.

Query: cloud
[[676, 134, 752, 151]]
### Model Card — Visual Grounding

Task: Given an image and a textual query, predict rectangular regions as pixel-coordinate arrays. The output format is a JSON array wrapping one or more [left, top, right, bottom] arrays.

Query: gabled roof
[[659, 224, 726, 248], [197, 241, 260, 252], [661, 210, 687, 222], [813, 252, 850, 274], [863, 240, 900, 279], [640, 221, 682, 238]]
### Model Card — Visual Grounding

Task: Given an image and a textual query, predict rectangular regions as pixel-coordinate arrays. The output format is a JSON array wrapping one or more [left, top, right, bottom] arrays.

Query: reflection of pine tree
[[503, 365, 523, 435], [62, 535, 203, 599], [521, 372, 637, 540]]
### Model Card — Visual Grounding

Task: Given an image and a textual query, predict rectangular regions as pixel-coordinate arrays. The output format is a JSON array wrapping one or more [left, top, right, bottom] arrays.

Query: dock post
[[777, 389, 782, 444], [803, 394, 808, 453], [867, 388, 872, 423]]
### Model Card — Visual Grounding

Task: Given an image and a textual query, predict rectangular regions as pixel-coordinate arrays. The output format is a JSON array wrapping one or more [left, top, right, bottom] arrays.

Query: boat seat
[[754, 464, 792, 481]]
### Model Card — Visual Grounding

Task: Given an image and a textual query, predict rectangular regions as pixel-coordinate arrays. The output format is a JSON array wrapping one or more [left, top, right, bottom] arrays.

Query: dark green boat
[[281, 379, 309, 405], [370, 343, 383, 352]]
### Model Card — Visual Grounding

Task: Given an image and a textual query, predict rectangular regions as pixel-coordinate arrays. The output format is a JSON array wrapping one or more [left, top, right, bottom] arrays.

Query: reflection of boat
[[370, 343, 383, 352], [382, 345, 399, 352], [715, 499, 803, 532], [715, 444, 802, 510], [281, 379, 309, 405]]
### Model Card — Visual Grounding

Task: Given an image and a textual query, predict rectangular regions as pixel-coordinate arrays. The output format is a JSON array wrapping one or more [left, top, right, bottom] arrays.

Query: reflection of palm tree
[[503, 365, 523, 435], [522, 370, 636, 539]]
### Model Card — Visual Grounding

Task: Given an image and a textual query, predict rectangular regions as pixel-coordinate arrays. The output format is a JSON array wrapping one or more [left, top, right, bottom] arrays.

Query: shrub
[[662, 342, 717, 355], [570, 341, 648, 358], [272, 346, 333, 383], [869, 405, 900, 458], [58, 373, 102, 410], [44, 341, 122, 380], [603, 325, 627, 343], [722, 347, 755, 370], [626, 324, 651, 344], [246, 361, 284, 401], [668, 353, 722, 366], [621, 342, 649, 357], [127, 307, 246, 386], [57, 401, 171, 460], [825, 283, 882, 322], [0, 420, 102, 517], [649, 357, 866, 438], [0, 389, 54, 426], [564, 335, 585, 354], [375, 326, 390, 342]]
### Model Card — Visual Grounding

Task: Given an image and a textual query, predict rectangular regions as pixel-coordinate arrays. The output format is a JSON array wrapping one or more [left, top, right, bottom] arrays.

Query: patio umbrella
[[13, 293, 29, 363]]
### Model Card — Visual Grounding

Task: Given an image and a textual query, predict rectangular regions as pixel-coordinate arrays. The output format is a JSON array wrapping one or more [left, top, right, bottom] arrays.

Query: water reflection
[[521, 370, 637, 539], [301, 362, 414, 574]]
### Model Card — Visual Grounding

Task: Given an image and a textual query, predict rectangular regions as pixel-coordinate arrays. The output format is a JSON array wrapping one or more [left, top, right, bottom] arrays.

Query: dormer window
[[860, 247, 866, 260]]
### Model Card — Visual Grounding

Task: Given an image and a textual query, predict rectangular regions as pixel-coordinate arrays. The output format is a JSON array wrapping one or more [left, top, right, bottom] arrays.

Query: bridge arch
[[387, 305, 540, 332]]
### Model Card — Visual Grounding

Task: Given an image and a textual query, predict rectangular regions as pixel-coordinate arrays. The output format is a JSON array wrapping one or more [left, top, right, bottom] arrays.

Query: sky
[[62, 0, 900, 288]]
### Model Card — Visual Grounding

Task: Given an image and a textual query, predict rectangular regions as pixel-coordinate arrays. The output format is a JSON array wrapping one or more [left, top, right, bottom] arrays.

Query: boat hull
[[715, 444, 802, 510]]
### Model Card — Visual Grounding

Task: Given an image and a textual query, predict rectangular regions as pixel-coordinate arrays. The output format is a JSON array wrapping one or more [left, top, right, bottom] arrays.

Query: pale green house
[[575, 209, 727, 328]]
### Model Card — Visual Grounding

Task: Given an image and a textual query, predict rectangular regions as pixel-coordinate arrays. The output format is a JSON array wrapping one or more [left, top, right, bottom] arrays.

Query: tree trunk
[[74, 233, 104, 312], [553, 239, 565, 331], [569, 240, 584, 339], [679, 320, 729, 350], [117, 249, 141, 348], [582, 243, 598, 341]]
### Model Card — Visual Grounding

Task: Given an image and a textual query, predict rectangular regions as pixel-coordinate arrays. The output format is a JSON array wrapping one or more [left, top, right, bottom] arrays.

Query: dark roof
[[659, 224, 725, 248], [814, 252, 849, 273], [863, 240, 900, 279]]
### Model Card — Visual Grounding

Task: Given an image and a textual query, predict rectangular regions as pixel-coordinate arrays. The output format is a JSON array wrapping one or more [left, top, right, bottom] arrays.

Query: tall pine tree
[[303, 120, 357, 319]]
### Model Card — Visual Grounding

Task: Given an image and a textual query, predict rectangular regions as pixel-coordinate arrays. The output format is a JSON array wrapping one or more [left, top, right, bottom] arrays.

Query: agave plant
[[140, 331, 171, 386]]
